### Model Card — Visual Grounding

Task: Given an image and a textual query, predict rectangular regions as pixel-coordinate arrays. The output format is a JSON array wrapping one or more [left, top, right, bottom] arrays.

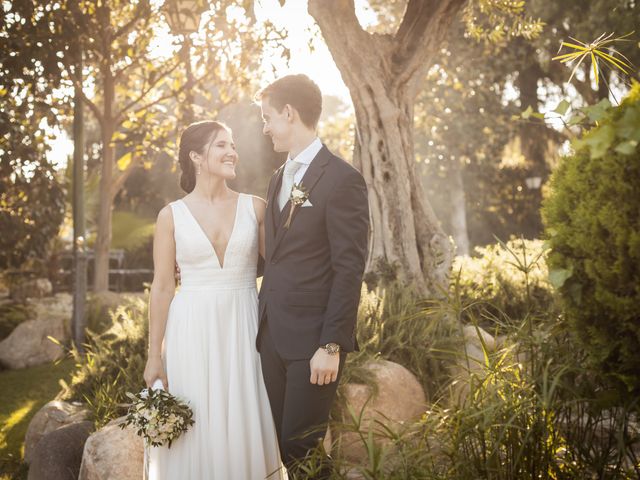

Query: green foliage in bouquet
[[542, 82, 640, 394], [58, 295, 149, 428], [121, 386, 194, 448]]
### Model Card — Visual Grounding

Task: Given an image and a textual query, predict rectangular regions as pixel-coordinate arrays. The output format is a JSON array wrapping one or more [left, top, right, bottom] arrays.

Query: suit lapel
[[266, 165, 285, 238], [271, 145, 331, 257]]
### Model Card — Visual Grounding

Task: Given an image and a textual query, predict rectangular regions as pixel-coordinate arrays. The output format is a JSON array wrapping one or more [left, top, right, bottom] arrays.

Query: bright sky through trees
[[45, 0, 377, 167]]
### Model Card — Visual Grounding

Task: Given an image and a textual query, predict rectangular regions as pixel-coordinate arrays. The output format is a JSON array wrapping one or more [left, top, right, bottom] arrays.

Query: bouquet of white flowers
[[120, 379, 195, 449]]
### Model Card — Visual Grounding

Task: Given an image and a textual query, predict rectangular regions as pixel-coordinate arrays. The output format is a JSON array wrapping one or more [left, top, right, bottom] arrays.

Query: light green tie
[[278, 160, 303, 211]]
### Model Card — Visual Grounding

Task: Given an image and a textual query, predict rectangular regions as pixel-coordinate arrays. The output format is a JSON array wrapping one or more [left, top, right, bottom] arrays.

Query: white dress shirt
[[286, 137, 323, 184]]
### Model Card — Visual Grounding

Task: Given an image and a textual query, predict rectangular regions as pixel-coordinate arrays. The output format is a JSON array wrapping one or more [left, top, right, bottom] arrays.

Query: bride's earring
[[196, 163, 201, 175]]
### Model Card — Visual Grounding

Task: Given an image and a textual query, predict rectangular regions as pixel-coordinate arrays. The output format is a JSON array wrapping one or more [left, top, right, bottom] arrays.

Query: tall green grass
[[296, 238, 640, 480]]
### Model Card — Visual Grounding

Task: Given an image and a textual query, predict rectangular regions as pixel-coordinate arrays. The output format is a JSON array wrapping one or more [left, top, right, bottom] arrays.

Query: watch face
[[325, 343, 340, 354]]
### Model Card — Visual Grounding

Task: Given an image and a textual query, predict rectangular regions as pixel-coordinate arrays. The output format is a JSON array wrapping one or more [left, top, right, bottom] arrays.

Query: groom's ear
[[284, 104, 294, 122]]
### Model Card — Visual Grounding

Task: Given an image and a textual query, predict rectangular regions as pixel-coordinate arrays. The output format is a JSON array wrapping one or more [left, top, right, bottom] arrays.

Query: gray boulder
[[79, 416, 144, 480], [24, 400, 90, 464], [10, 278, 52, 302], [0, 315, 68, 369], [27, 421, 93, 480]]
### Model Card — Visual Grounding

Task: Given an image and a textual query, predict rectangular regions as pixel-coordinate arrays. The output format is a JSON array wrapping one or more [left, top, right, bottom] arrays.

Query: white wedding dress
[[147, 193, 286, 480]]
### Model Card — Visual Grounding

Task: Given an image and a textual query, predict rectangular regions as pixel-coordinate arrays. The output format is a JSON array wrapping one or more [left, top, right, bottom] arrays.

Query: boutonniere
[[284, 182, 309, 229]]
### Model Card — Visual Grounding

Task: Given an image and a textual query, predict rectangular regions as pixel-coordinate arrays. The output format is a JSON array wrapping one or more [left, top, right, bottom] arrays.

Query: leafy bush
[[341, 282, 460, 402], [0, 167, 65, 271], [325, 336, 640, 480], [542, 83, 640, 394], [348, 324, 639, 480], [314, 242, 640, 479], [84, 291, 145, 335], [58, 295, 148, 428], [452, 237, 558, 330]]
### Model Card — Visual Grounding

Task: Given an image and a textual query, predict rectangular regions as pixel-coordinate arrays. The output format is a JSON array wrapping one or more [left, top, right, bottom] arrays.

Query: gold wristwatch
[[322, 342, 341, 355]]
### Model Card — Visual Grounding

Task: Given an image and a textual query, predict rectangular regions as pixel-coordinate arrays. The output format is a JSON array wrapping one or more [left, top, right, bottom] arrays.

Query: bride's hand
[[144, 355, 169, 390]]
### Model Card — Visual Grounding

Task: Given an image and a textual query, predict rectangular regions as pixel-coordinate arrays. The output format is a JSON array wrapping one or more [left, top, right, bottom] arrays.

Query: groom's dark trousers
[[259, 320, 346, 478], [257, 145, 369, 479]]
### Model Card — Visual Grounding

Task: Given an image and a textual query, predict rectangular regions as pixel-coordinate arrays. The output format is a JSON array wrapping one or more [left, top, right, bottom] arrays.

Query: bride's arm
[[252, 196, 267, 259], [147, 205, 176, 363]]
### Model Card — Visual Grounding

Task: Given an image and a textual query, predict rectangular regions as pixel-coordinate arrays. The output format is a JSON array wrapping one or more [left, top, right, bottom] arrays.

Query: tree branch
[[392, 0, 467, 90], [123, 55, 221, 122], [113, 1, 151, 41], [113, 55, 143, 81], [126, 84, 186, 120], [69, 75, 104, 127], [308, 0, 390, 85], [115, 60, 182, 123]]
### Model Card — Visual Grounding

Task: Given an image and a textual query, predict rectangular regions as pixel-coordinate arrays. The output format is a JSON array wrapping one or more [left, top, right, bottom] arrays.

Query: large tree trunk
[[352, 82, 451, 294], [309, 0, 465, 297]]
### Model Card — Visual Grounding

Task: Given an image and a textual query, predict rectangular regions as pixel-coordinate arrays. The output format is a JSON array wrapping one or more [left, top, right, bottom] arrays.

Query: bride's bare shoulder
[[156, 203, 176, 230]]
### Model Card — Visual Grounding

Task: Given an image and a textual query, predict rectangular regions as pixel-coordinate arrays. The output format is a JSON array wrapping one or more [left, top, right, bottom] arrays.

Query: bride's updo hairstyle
[[178, 120, 229, 193]]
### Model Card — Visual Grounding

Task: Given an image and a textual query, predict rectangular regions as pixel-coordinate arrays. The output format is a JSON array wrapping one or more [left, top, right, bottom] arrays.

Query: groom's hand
[[174, 262, 181, 284], [310, 348, 340, 385]]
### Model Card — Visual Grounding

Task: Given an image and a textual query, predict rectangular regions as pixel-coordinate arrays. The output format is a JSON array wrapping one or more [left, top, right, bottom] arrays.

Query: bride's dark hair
[[178, 120, 229, 193]]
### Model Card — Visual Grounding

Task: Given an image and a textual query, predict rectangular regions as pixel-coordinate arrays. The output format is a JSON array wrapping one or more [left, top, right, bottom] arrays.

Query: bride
[[142, 120, 286, 479]]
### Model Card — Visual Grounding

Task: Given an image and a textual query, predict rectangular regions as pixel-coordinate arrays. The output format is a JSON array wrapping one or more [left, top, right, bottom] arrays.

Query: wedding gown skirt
[[147, 193, 286, 480]]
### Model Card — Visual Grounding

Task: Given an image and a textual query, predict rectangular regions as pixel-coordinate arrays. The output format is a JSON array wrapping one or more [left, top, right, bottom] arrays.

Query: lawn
[[0, 359, 75, 480]]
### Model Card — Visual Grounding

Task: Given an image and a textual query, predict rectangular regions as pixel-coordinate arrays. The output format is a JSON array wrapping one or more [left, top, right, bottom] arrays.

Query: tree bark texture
[[309, 0, 466, 296]]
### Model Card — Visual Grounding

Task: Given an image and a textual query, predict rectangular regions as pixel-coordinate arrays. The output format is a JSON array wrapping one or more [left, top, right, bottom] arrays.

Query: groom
[[255, 74, 370, 478]]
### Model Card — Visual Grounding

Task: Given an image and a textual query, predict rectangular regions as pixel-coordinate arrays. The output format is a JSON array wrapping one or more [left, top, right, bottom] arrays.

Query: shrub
[[84, 291, 144, 335], [341, 282, 460, 402], [310, 237, 639, 479], [321, 267, 640, 479], [452, 237, 558, 331], [542, 83, 640, 394], [57, 294, 148, 428]]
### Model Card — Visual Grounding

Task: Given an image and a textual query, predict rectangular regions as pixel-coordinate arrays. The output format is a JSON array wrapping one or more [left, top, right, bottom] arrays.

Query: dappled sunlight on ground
[[0, 359, 75, 478]]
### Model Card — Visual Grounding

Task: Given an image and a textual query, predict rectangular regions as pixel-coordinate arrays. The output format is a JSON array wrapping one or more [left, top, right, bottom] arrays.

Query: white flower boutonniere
[[285, 182, 309, 229]]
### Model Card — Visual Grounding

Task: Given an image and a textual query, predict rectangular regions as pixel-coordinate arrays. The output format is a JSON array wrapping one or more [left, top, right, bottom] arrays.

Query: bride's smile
[[198, 129, 238, 181]]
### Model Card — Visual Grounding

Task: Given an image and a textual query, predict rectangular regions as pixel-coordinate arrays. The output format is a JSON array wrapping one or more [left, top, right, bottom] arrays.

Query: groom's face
[[261, 97, 292, 153]]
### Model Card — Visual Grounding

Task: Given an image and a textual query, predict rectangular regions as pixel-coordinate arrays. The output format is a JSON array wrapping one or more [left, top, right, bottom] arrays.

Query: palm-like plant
[[552, 31, 635, 94]]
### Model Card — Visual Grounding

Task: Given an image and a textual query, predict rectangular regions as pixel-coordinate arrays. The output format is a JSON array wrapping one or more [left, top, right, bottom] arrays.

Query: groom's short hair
[[255, 74, 322, 129]]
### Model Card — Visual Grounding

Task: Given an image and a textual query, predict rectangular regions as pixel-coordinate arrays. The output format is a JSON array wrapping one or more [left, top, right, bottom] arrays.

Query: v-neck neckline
[[179, 194, 242, 269]]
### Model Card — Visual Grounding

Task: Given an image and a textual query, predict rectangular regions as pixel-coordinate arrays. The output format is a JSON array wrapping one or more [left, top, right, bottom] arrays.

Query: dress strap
[[241, 193, 258, 225], [169, 199, 184, 221]]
